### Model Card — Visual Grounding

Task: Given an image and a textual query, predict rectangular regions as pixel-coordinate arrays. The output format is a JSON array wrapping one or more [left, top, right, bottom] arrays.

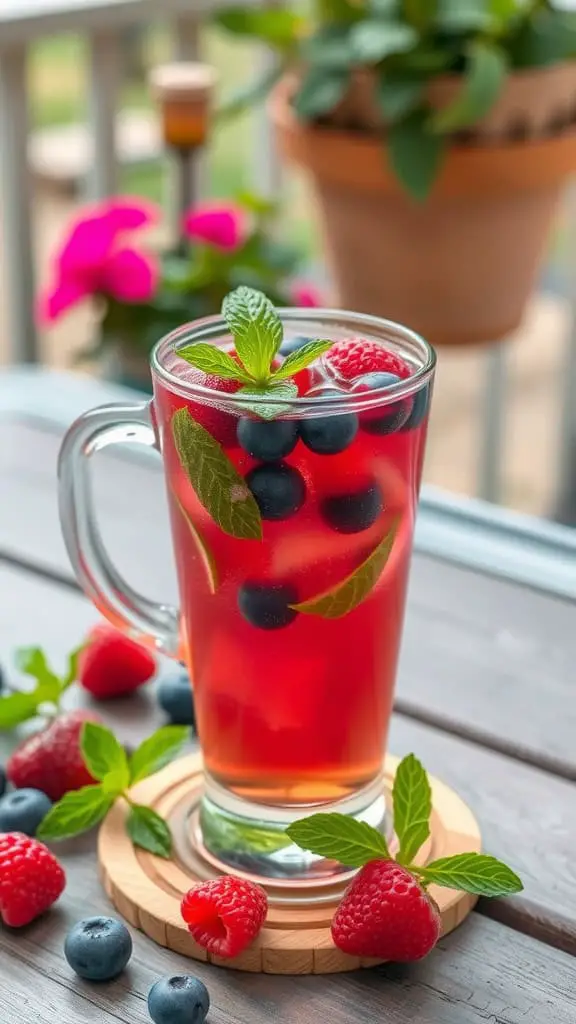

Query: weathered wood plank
[[1, 416, 575, 777]]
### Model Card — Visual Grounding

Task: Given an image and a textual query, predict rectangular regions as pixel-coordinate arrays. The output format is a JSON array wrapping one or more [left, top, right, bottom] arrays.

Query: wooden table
[[1, 367, 575, 1023]]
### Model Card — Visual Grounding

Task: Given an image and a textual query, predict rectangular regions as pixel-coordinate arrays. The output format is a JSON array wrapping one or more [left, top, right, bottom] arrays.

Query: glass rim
[[151, 307, 436, 415]]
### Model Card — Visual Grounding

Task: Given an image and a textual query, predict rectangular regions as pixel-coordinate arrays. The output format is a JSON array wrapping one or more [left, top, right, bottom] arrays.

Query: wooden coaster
[[98, 754, 481, 974]]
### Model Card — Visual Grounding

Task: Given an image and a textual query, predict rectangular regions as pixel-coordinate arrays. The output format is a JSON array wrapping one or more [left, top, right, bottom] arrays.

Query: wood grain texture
[[2, 416, 575, 779], [98, 754, 480, 974]]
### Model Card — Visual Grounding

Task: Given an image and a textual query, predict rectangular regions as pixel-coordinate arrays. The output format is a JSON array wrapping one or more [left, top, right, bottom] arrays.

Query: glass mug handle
[[58, 403, 180, 657]]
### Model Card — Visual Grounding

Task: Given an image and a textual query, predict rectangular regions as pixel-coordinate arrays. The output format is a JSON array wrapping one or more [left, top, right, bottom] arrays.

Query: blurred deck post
[[478, 344, 507, 504], [87, 30, 122, 197], [552, 186, 576, 525], [0, 43, 37, 363]]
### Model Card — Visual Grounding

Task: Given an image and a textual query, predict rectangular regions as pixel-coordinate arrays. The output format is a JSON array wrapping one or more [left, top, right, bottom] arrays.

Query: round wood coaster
[[98, 754, 481, 974]]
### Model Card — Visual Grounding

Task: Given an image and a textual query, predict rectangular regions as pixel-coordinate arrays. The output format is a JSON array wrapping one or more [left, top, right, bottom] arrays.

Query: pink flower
[[291, 281, 323, 308], [183, 201, 248, 252], [39, 196, 160, 324]]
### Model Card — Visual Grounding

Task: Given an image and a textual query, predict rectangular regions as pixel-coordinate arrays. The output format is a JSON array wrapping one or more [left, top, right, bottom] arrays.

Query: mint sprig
[[177, 286, 332, 416], [0, 644, 83, 730], [38, 722, 189, 858], [286, 753, 523, 899]]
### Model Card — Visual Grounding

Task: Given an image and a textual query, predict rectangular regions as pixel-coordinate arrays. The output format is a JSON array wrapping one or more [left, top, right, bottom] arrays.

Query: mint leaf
[[173, 494, 219, 593], [393, 754, 431, 865], [37, 785, 113, 840], [177, 343, 253, 383], [130, 725, 189, 784], [62, 645, 83, 690], [430, 41, 507, 133], [172, 407, 262, 539], [291, 517, 399, 618], [0, 690, 52, 729], [286, 813, 390, 867], [377, 74, 424, 122], [222, 286, 283, 380], [419, 853, 523, 897], [16, 646, 60, 696], [350, 21, 418, 63], [102, 768, 130, 796], [238, 380, 298, 420], [126, 804, 172, 858], [81, 722, 129, 782], [271, 340, 332, 381]]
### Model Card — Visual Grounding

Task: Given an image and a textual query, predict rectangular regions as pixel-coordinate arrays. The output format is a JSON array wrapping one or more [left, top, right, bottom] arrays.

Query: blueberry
[[0, 788, 52, 836], [148, 975, 210, 1024], [321, 482, 383, 534], [400, 382, 431, 431], [157, 671, 196, 727], [299, 392, 358, 455], [355, 372, 411, 435], [0, 766, 6, 798], [238, 582, 298, 630], [65, 917, 133, 981], [279, 334, 312, 357], [237, 418, 298, 462], [246, 462, 306, 520]]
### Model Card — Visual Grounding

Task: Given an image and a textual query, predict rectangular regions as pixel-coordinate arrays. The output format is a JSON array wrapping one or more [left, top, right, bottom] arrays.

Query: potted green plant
[[215, 0, 576, 346], [38, 193, 320, 392]]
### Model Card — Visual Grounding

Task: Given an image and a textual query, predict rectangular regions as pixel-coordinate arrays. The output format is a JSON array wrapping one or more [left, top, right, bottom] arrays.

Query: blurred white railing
[[1, 1, 576, 520]]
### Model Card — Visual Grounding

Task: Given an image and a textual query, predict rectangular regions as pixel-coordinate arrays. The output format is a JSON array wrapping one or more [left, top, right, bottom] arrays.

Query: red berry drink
[[151, 297, 435, 877]]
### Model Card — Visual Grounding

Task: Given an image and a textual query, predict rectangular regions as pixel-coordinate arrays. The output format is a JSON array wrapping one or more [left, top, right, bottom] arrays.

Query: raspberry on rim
[[181, 876, 268, 958], [325, 338, 412, 383]]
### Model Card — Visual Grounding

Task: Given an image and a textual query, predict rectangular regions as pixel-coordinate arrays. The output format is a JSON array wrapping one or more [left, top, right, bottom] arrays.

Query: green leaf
[[235, 191, 278, 217], [62, 645, 83, 690], [101, 768, 130, 797], [0, 690, 50, 730], [388, 108, 447, 201], [37, 785, 113, 840], [350, 21, 418, 63], [217, 64, 285, 121], [403, 0, 437, 30], [16, 647, 60, 694], [130, 725, 190, 784], [81, 722, 129, 782], [508, 10, 576, 69], [222, 286, 283, 380], [377, 74, 424, 122], [435, 0, 492, 33], [370, 0, 400, 15], [126, 804, 172, 858], [286, 813, 390, 867], [215, 7, 303, 51], [271, 340, 332, 381], [171, 407, 262, 540], [292, 67, 350, 120], [419, 853, 524, 897], [291, 517, 399, 619], [177, 344, 253, 383], [238, 380, 298, 420], [392, 754, 432, 865], [302, 26, 355, 69], [173, 494, 219, 593], [430, 41, 508, 133]]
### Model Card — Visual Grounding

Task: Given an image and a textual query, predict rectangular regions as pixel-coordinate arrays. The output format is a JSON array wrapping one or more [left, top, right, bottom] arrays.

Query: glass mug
[[58, 308, 435, 883]]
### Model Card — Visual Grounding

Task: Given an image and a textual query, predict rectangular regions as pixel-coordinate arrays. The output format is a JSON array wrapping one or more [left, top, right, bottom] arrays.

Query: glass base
[[196, 772, 390, 882]]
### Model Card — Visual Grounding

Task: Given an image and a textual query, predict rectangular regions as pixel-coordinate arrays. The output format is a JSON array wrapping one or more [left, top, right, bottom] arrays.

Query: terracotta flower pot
[[270, 68, 576, 346]]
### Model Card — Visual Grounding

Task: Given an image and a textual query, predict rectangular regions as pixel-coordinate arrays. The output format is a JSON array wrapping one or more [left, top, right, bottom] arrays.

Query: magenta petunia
[[38, 197, 160, 325], [291, 281, 323, 308], [183, 201, 248, 252]]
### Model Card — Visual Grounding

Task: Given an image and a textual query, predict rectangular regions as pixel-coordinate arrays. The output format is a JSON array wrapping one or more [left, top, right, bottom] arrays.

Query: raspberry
[[181, 876, 268, 958], [78, 624, 157, 699], [331, 860, 441, 962], [187, 369, 242, 448], [7, 709, 100, 801], [325, 339, 411, 382], [0, 832, 66, 927]]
